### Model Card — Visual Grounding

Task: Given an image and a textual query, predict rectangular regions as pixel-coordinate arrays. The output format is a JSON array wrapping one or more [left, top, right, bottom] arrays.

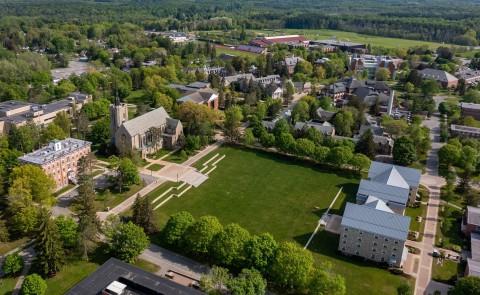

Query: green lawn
[[148, 149, 173, 160], [151, 146, 412, 294], [147, 163, 164, 171], [216, 46, 259, 59], [436, 205, 466, 251], [164, 150, 189, 164], [270, 28, 447, 49], [0, 277, 17, 295], [54, 184, 75, 197], [125, 89, 149, 104], [405, 204, 427, 241], [0, 237, 29, 255], [94, 184, 144, 212], [432, 258, 460, 284], [308, 231, 414, 295], [43, 245, 159, 295]]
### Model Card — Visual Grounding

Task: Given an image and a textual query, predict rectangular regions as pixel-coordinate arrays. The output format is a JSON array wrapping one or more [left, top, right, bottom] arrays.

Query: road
[[139, 244, 209, 279], [414, 113, 450, 295]]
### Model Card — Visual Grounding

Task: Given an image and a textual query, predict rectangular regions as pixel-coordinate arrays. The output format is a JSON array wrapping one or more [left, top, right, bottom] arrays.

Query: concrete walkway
[[98, 140, 223, 221], [414, 114, 451, 295], [139, 244, 209, 280], [11, 246, 35, 295]]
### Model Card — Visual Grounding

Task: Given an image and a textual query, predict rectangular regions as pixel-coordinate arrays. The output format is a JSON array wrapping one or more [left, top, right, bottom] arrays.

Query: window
[[342, 247, 345, 251], [394, 241, 398, 245], [392, 254, 396, 258], [373, 242, 377, 246], [343, 234, 347, 238], [359, 231, 363, 235], [374, 236, 378, 239], [372, 249, 376, 252], [355, 251, 359, 255], [358, 238, 362, 242], [393, 248, 397, 252], [357, 244, 361, 248], [344, 228, 348, 232], [384, 238, 389, 242]]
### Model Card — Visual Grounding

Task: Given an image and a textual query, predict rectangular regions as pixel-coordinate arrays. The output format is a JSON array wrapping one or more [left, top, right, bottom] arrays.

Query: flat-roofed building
[[249, 35, 309, 48], [461, 102, 480, 120], [0, 92, 92, 135], [451, 124, 480, 138], [19, 138, 91, 189], [311, 39, 366, 53]]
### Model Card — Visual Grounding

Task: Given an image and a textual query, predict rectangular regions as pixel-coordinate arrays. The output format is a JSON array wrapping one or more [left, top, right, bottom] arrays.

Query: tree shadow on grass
[[230, 144, 361, 181]]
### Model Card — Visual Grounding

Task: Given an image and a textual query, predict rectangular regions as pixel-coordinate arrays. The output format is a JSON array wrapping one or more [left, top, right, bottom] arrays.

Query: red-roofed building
[[249, 35, 309, 48]]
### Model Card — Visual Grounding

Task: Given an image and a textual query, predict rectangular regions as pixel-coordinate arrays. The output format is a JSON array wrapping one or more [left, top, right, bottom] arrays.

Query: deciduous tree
[[109, 221, 149, 263]]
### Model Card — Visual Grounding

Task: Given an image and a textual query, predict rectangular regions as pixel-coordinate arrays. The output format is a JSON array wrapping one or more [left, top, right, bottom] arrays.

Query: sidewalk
[[97, 141, 223, 221]]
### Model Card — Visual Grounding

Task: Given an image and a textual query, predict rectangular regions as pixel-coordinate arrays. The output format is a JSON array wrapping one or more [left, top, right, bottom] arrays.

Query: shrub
[[21, 274, 47, 295], [2, 253, 24, 276]]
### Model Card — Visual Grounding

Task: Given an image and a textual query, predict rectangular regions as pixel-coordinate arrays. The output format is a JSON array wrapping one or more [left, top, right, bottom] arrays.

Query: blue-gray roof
[[357, 179, 410, 205], [368, 161, 421, 188], [341, 202, 411, 240]]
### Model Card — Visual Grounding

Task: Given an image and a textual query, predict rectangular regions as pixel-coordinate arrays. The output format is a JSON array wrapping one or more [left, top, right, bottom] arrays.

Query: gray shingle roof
[[368, 161, 421, 188], [419, 68, 458, 83], [341, 202, 411, 240], [357, 179, 410, 205], [122, 107, 171, 136]]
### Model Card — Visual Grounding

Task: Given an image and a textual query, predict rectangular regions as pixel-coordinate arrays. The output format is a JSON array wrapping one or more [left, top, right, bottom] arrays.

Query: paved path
[[11, 246, 35, 295], [414, 114, 450, 295], [139, 244, 209, 279], [98, 141, 223, 221]]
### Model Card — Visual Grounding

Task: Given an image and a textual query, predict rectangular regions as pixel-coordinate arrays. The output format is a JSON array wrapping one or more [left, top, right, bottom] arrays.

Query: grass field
[[43, 245, 159, 295], [432, 258, 460, 284], [150, 146, 412, 294], [405, 204, 427, 241], [215, 46, 259, 59], [147, 163, 164, 171], [255, 29, 447, 49], [0, 276, 17, 295]]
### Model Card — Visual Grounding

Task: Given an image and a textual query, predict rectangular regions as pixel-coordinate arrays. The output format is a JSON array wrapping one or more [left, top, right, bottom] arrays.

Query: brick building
[[19, 138, 92, 189]]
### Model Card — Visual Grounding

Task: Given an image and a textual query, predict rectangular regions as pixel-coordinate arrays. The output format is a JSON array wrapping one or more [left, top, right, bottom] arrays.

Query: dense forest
[[2, 0, 480, 45]]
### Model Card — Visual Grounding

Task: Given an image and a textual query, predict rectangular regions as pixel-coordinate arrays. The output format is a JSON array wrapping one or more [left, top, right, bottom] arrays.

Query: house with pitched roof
[[169, 84, 219, 110]]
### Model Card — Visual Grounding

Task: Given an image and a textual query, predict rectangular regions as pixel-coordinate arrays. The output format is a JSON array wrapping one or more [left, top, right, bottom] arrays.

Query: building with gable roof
[[419, 68, 459, 89], [110, 101, 183, 158], [338, 161, 419, 268], [339, 200, 411, 267], [359, 161, 421, 210]]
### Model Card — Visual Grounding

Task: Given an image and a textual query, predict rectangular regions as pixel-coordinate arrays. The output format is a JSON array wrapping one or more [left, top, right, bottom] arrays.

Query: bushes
[[2, 253, 24, 276], [21, 274, 47, 295]]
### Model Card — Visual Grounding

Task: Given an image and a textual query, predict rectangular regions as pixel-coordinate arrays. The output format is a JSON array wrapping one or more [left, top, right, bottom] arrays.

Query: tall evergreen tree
[[132, 194, 156, 234], [75, 154, 99, 260], [35, 210, 64, 276], [355, 129, 376, 159]]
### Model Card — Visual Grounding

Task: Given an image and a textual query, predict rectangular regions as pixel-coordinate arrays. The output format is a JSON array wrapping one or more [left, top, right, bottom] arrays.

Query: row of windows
[[343, 233, 399, 244]]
